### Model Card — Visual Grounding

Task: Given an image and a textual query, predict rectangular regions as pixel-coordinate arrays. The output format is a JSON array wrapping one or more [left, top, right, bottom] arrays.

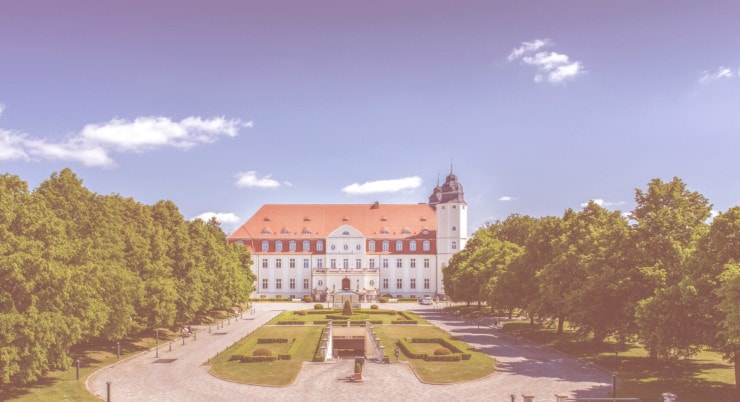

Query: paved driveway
[[87, 303, 613, 401]]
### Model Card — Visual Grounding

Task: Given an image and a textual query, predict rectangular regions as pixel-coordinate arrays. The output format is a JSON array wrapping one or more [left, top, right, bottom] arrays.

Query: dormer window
[[302, 229, 312, 235], [342, 231, 350, 235], [262, 229, 270, 235], [401, 229, 411, 234], [281, 229, 290, 234], [380, 229, 389, 235], [421, 230, 430, 235]]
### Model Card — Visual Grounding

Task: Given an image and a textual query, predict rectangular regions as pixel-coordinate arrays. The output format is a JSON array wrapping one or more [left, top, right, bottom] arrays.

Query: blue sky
[[1, 1, 739, 234]]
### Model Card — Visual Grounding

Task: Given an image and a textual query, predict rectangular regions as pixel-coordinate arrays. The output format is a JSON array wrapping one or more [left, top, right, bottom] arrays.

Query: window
[[452, 226, 457, 232], [261, 240, 269, 252], [396, 278, 403, 289], [395, 240, 403, 251], [316, 258, 323, 269], [262, 279, 268, 289], [289, 278, 296, 289], [451, 241, 457, 250], [424, 278, 430, 289], [289, 258, 296, 268], [368, 241, 376, 252], [369, 259, 376, 269], [424, 258, 430, 268], [422, 240, 430, 251], [330, 258, 337, 269], [276, 279, 282, 289], [275, 240, 283, 252], [303, 258, 309, 269], [410, 258, 416, 268], [342, 231, 350, 235], [302, 240, 310, 252], [343, 244, 349, 251], [262, 259, 268, 268], [289, 240, 296, 252], [318, 280, 323, 286], [317, 241, 324, 252], [261, 229, 270, 235], [343, 258, 349, 269], [396, 258, 402, 268], [401, 229, 411, 234], [409, 240, 416, 252], [302, 229, 312, 235], [382, 258, 389, 268], [331, 244, 336, 251], [410, 278, 416, 289], [303, 278, 310, 289], [281, 229, 290, 234], [380, 229, 389, 234], [382, 241, 389, 251], [276, 258, 282, 268], [383, 278, 389, 289], [356, 258, 361, 269], [422, 230, 429, 235]]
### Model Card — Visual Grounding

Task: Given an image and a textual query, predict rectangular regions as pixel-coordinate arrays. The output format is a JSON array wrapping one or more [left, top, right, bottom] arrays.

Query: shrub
[[342, 300, 353, 316], [252, 347, 272, 357], [295, 310, 307, 316], [370, 304, 379, 310], [303, 295, 313, 303], [378, 297, 388, 303], [434, 347, 452, 356], [354, 362, 362, 373], [314, 303, 324, 310]]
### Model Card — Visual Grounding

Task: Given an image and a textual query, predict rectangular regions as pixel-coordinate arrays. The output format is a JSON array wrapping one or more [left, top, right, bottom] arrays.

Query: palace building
[[227, 169, 467, 302]]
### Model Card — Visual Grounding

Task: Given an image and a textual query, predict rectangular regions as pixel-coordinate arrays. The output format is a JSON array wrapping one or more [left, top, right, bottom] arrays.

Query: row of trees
[[443, 177, 739, 386], [0, 168, 256, 384]]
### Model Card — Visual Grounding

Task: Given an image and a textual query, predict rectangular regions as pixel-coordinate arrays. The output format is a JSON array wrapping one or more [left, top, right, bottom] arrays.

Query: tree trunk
[[649, 349, 658, 363], [557, 316, 564, 334], [734, 352, 739, 394]]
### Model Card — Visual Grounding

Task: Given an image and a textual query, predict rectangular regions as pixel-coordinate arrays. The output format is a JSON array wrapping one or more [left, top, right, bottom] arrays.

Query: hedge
[[276, 321, 305, 325], [397, 337, 471, 361]]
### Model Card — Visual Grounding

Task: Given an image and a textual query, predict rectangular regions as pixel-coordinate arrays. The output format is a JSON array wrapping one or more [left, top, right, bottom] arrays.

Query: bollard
[[156, 345, 159, 358], [182, 336, 185, 345], [194, 331, 196, 341], [106, 381, 111, 402], [209, 325, 211, 333], [76, 358, 80, 380], [612, 374, 617, 397], [169, 341, 172, 351], [510, 394, 516, 402], [116, 342, 120, 359]]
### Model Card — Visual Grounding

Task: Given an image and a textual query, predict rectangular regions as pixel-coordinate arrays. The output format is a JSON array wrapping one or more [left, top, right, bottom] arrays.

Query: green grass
[[0, 329, 178, 401], [208, 325, 323, 386], [374, 323, 496, 383], [502, 320, 737, 402]]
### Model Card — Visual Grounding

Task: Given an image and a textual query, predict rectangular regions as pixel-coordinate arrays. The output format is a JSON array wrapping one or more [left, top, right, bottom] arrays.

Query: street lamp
[[116, 342, 120, 359]]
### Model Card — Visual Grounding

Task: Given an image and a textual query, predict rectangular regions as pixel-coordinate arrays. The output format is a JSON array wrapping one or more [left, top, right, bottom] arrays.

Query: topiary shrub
[[342, 300, 353, 316], [378, 297, 388, 303], [314, 303, 324, 310], [434, 347, 452, 356], [370, 304, 379, 310], [253, 347, 273, 357], [303, 295, 313, 303]]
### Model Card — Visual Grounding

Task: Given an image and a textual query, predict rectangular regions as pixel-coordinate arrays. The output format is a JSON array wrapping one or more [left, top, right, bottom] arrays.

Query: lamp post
[[155, 329, 159, 358], [116, 342, 120, 359], [76, 358, 80, 380]]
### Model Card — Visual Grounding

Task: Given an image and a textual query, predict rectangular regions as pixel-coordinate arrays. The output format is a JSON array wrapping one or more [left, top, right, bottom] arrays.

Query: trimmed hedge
[[397, 337, 471, 361], [257, 338, 288, 344], [276, 321, 305, 325]]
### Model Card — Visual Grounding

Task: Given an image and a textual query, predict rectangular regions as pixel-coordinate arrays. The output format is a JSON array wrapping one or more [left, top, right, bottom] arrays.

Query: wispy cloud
[[235, 171, 281, 188], [192, 211, 241, 224], [697, 66, 735, 85], [0, 113, 251, 167], [342, 176, 422, 195], [508, 38, 584, 84], [580, 198, 625, 208], [498, 196, 516, 201]]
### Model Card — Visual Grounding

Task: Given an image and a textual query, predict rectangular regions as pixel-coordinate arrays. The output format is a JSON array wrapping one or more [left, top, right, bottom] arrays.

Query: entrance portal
[[341, 278, 350, 290]]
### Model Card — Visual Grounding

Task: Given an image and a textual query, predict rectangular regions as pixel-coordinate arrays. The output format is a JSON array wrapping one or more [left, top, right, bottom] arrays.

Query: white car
[[420, 297, 434, 305]]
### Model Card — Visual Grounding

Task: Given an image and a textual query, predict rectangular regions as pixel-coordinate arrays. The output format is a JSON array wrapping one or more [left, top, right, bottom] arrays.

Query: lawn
[[501, 320, 737, 401], [208, 325, 323, 386]]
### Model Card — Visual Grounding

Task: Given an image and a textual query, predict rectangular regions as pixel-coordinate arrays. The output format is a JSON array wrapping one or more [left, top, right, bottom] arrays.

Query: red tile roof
[[228, 203, 437, 241]]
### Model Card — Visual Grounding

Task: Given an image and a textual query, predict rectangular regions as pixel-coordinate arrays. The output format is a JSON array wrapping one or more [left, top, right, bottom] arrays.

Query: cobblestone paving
[[87, 304, 613, 402]]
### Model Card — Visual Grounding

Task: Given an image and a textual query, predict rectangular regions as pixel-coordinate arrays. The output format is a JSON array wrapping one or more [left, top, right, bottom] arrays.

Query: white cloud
[[235, 171, 281, 188], [508, 39, 584, 84], [698, 66, 734, 85], [0, 113, 250, 167], [0, 130, 29, 161], [580, 198, 625, 208], [192, 212, 241, 224], [507, 39, 550, 61], [498, 196, 515, 201], [342, 176, 422, 195]]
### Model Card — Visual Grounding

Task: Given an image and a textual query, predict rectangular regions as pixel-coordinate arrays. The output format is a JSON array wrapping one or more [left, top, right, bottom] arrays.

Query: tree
[[632, 177, 712, 361]]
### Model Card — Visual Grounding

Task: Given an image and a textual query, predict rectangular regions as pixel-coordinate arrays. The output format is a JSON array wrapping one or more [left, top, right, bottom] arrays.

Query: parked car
[[420, 296, 434, 305]]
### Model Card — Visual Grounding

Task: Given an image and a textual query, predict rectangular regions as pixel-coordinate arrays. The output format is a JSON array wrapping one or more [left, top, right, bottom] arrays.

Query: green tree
[[632, 177, 712, 361]]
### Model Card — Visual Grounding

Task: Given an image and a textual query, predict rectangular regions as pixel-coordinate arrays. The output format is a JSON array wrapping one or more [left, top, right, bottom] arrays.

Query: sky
[[1, 1, 739, 235]]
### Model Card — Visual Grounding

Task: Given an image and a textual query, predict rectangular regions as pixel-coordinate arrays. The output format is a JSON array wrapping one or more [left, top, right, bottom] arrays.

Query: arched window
[[261, 240, 269, 252], [289, 240, 296, 252], [409, 240, 417, 251], [316, 240, 324, 252], [451, 241, 457, 250], [395, 240, 403, 251], [368, 241, 376, 252], [302, 240, 310, 252], [382, 240, 389, 251], [275, 240, 283, 252], [422, 240, 430, 251]]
